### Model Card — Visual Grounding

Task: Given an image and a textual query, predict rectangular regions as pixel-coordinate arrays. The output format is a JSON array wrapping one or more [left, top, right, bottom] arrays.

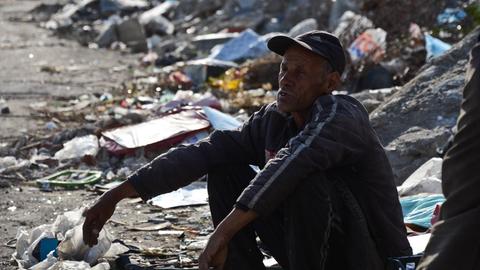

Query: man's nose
[[279, 71, 293, 87]]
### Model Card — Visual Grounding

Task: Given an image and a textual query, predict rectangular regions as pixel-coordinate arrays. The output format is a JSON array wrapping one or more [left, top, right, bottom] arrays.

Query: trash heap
[[2, 0, 480, 269]]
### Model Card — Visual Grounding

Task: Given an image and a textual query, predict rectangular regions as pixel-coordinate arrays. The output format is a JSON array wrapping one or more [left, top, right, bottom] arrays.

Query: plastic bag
[[425, 34, 452, 59], [14, 208, 112, 269], [348, 28, 387, 63], [54, 135, 99, 160], [57, 224, 112, 264], [397, 157, 443, 196]]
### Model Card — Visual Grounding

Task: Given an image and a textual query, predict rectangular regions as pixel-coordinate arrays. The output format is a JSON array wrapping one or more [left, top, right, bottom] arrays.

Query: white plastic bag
[[57, 224, 112, 264], [13, 208, 112, 269], [54, 135, 99, 160], [397, 157, 443, 196]]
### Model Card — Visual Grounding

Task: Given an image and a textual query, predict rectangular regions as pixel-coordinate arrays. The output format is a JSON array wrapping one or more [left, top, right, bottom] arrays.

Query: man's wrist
[[108, 180, 138, 204]]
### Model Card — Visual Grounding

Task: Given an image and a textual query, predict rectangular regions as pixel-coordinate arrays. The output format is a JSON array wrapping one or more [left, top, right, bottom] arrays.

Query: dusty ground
[[0, 1, 213, 269], [0, 0, 137, 140]]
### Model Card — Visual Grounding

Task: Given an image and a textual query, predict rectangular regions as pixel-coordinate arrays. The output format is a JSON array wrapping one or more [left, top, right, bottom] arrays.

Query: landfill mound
[[371, 27, 480, 184]]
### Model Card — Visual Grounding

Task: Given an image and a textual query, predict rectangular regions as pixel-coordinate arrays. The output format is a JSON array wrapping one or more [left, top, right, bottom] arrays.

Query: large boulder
[[370, 27, 480, 185]]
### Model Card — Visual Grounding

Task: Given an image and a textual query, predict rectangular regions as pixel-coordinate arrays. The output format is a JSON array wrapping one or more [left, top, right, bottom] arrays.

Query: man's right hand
[[82, 180, 139, 246]]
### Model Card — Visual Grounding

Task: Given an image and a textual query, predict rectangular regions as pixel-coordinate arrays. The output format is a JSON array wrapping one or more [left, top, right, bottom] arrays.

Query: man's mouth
[[278, 89, 292, 97]]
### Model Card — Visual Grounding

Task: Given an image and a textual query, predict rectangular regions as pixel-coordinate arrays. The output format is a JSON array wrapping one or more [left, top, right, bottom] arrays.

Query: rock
[[385, 126, 450, 185], [28, 3, 63, 22], [0, 98, 9, 114], [116, 18, 148, 53], [370, 27, 480, 184], [355, 64, 394, 92], [0, 179, 10, 188], [350, 87, 399, 113], [95, 22, 118, 48]]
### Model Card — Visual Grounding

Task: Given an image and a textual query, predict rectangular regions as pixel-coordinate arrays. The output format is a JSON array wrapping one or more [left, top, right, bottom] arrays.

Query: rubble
[[370, 27, 480, 184]]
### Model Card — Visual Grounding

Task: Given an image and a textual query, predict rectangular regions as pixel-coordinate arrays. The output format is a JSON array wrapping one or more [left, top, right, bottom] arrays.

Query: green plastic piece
[[36, 169, 102, 189]]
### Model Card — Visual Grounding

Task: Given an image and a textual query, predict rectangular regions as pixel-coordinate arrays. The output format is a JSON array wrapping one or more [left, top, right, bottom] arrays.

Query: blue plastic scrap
[[400, 194, 445, 229], [203, 106, 242, 131], [437, 8, 467, 25], [425, 34, 452, 59], [209, 29, 270, 62]]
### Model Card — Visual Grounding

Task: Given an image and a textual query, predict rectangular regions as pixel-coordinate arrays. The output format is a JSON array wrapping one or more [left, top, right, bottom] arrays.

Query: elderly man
[[83, 31, 411, 270]]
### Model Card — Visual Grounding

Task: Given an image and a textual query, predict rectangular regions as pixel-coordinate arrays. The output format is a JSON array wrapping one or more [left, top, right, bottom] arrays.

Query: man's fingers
[[198, 252, 211, 270], [82, 210, 101, 246]]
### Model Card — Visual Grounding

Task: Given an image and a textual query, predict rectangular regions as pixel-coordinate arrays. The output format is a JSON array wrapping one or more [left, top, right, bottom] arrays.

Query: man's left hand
[[198, 231, 229, 270]]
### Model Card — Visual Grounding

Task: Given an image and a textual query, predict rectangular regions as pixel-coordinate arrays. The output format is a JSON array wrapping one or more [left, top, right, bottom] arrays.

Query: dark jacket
[[128, 94, 412, 258]]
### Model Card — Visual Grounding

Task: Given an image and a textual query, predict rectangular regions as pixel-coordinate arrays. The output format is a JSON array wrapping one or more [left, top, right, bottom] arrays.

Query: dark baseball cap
[[267, 30, 346, 75]]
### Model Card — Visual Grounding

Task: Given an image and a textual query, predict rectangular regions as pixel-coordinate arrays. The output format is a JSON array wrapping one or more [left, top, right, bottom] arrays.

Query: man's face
[[277, 46, 333, 114]]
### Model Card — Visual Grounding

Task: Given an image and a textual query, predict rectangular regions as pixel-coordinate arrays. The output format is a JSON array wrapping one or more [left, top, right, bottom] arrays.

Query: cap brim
[[267, 34, 325, 60]]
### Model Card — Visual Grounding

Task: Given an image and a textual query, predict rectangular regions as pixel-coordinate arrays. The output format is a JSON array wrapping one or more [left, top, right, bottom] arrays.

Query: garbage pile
[[20, 0, 479, 93], [2, 0, 480, 268], [5, 0, 476, 182]]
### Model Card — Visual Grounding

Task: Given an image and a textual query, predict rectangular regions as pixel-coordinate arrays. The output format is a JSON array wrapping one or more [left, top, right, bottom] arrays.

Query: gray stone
[[370, 27, 480, 184], [116, 18, 148, 53], [95, 23, 118, 48]]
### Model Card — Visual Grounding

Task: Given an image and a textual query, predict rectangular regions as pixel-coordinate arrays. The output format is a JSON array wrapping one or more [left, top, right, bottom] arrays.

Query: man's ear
[[327, 72, 342, 92]]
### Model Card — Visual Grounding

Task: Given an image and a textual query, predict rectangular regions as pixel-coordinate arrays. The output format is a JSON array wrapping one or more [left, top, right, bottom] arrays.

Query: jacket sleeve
[[236, 96, 368, 216], [127, 106, 268, 201]]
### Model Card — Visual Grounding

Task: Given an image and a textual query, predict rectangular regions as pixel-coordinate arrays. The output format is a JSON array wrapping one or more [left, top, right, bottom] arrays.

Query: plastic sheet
[[149, 181, 208, 208], [209, 29, 270, 62], [102, 110, 210, 149], [202, 106, 242, 131], [400, 194, 445, 229]]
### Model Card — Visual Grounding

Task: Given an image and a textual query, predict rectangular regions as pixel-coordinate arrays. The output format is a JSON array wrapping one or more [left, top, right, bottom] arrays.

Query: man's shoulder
[[316, 94, 368, 119], [254, 102, 286, 118]]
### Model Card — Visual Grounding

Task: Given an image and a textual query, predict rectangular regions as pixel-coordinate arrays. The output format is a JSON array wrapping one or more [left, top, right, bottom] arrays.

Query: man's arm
[[83, 180, 138, 246], [83, 105, 270, 246]]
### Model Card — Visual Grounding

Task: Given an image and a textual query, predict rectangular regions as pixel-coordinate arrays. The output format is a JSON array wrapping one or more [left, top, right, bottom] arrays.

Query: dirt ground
[[0, 0, 137, 140], [0, 1, 213, 269]]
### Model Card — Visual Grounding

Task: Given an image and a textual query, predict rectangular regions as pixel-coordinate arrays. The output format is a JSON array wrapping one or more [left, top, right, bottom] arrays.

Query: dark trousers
[[417, 37, 480, 269], [207, 165, 383, 270]]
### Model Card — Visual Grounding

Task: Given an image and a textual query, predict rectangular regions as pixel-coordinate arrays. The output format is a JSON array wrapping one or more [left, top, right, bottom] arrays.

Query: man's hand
[[83, 191, 117, 246], [83, 180, 138, 246], [198, 231, 229, 270], [198, 208, 258, 269]]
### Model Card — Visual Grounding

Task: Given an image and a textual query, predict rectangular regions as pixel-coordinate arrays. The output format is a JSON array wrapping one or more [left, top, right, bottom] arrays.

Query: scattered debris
[[2, 1, 480, 269], [149, 181, 208, 209]]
